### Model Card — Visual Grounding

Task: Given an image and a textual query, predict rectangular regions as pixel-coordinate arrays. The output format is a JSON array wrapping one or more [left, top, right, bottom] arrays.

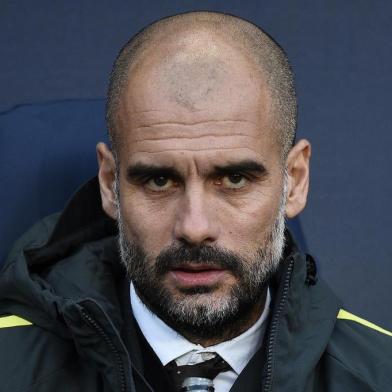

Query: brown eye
[[221, 173, 248, 189], [146, 176, 177, 192], [228, 173, 243, 184], [153, 176, 169, 187]]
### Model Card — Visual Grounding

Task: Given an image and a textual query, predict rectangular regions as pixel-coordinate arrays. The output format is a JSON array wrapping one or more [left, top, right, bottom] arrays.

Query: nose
[[174, 187, 219, 245]]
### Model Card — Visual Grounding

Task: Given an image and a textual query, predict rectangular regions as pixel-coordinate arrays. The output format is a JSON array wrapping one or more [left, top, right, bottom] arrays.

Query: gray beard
[[115, 174, 287, 339]]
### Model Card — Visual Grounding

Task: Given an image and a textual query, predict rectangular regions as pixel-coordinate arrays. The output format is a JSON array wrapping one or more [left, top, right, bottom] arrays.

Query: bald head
[[106, 11, 297, 159], [158, 51, 229, 111]]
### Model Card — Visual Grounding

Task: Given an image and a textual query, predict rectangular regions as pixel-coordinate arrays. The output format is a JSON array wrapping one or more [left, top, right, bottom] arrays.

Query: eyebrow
[[213, 160, 267, 176], [126, 159, 267, 180], [126, 163, 182, 180]]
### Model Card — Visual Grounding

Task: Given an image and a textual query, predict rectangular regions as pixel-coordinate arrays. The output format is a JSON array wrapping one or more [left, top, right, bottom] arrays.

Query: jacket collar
[[49, 176, 116, 244], [25, 177, 117, 270]]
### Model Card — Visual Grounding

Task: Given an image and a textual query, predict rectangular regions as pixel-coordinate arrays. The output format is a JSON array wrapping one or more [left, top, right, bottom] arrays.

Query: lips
[[169, 263, 227, 287]]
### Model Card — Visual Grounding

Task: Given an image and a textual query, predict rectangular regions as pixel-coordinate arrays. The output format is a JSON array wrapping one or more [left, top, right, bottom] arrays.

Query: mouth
[[169, 263, 228, 287]]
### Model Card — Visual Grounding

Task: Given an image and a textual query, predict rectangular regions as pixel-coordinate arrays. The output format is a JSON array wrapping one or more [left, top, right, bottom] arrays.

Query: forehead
[[115, 31, 279, 166], [115, 111, 280, 176]]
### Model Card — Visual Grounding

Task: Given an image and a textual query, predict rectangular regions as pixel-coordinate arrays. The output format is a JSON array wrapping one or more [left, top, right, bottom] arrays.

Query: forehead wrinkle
[[129, 146, 262, 154], [132, 119, 258, 132], [126, 130, 276, 157], [119, 109, 211, 125], [132, 133, 258, 143], [122, 107, 263, 128], [130, 108, 209, 114], [124, 108, 261, 118]]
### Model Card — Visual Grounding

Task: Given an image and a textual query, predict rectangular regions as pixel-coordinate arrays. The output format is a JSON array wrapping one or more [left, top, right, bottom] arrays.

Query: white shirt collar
[[130, 283, 271, 375]]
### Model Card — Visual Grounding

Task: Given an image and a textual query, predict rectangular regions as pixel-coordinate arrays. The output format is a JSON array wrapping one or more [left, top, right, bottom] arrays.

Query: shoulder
[[322, 309, 392, 391], [2, 212, 60, 267], [0, 314, 87, 391]]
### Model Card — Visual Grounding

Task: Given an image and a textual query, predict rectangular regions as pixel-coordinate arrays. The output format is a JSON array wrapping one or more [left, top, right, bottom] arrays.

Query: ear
[[96, 142, 117, 220], [285, 139, 311, 218]]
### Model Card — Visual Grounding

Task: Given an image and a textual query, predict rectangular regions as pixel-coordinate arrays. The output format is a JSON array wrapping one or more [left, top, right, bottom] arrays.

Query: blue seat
[[0, 99, 307, 264]]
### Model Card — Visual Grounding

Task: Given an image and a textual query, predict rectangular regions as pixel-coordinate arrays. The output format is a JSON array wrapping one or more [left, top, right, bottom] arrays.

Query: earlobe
[[285, 139, 311, 218], [96, 142, 118, 220]]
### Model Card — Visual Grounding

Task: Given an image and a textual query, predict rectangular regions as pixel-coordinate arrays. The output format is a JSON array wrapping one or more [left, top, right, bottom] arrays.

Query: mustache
[[155, 244, 246, 276]]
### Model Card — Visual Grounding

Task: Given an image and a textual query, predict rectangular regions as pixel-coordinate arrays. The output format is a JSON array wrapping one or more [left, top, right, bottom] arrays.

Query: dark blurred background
[[0, 1, 391, 328]]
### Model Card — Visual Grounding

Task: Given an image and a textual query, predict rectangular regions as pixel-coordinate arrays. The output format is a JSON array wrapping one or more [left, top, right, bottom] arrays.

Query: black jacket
[[0, 178, 391, 392]]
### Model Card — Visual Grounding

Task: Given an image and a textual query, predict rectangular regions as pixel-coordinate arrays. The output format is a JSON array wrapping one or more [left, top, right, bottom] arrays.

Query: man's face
[[111, 34, 289, 338]]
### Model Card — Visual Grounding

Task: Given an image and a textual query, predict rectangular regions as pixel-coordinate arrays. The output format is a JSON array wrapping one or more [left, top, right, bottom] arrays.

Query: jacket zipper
[[81, 310, 127, 392], [263, 257, 295, 392]]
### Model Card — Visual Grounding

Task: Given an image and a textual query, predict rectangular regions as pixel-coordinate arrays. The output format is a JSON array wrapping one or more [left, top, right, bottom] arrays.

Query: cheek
[[119, 191, 177, 250], [220, 190, 282, 252]]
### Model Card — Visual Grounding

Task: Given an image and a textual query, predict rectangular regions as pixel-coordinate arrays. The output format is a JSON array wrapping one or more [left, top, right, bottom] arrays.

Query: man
[[0, 11, 391, 392]]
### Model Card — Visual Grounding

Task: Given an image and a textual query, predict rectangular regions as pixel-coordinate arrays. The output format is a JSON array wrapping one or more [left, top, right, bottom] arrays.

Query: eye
[[218, 173, 249, 189], [145, 176, 178, 191]]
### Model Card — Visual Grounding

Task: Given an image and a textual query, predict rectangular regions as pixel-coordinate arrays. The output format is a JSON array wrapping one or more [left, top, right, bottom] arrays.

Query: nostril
[[177, 235, 216, 247]]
